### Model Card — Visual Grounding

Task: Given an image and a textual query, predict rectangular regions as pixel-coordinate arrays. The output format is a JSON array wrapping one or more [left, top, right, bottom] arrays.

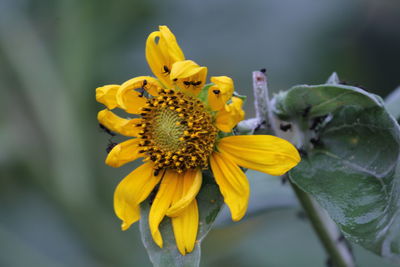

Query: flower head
[[96, 26, 300, 255]]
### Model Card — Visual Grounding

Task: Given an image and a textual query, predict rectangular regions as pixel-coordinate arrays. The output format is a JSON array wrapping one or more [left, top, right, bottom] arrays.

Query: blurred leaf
[[275, 82, 400, 261], [385, 86, 400, 120], [139, 172, 224, 267]]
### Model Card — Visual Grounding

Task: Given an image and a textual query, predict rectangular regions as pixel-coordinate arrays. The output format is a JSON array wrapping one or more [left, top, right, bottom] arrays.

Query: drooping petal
[[208, 76, 234, 111], [215, 97, 245, 132], [96, 84, 119, 109], [114, 162, 161, 230], [171, 200, 199, 255], [149, 170, 180, 248], [210, 152, 249, 221], [218, 135, 301, 176], [97, 109, 142, 137], [105, 138, 143, 167], [170, 60, 208, 96], [166, 169, 202, 217], [116, 78, 149, 114], [146, 26, 185, 88]]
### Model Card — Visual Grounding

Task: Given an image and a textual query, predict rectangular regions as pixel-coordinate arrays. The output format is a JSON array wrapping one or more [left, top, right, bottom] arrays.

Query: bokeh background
[[1, 0, 400, 266]]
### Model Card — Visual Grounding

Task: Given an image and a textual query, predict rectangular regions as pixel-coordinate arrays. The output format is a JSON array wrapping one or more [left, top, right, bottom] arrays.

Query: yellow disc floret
[[137, 88, 218, 175]]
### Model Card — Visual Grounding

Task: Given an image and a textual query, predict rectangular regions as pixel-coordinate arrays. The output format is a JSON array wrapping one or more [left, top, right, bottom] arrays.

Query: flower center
[[138, 89, 218, 174]]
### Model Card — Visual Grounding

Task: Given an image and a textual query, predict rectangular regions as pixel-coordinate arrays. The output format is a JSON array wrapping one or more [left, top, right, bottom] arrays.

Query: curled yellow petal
[[215, 97, 245, 132], [210, 152, 249, 221], [166, 169, 202, 217], [208, 76, 234, 111], [96, 84, 119, 109], [170, 60, 208, 96], [105, 138, 143, 167], [171, 200, 199, 255], [149, 170, 180, 248], [218, 135, 301, 176], [116, 78, 149, 114], [114, 162, 161, 230], [97, 109, 142, 137], [146, 26, 185, 88]]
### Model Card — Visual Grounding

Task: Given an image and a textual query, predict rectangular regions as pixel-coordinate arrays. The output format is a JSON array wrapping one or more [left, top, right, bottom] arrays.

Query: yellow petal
[[96, 84, 119, 109], [210, 152, 249, 221], [146, 26, 185, 88], [166, 169, 202, 217], [218, 135, 301, 176], [116, 78, 149, 114], [208, 76, 234, 111], [97, 109, 142, 137], [149, 170, 180, 248], [114, 162, 161, 230], [105, 138, 143, 167], [170, 60, 208, 96], [171, 200, 199, 255], [158, 26, 185, 63], [215, 97, 245, 132]]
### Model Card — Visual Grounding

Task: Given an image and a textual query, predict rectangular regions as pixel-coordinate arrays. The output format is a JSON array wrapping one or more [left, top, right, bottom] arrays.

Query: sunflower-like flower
[[96, 26, 300, 255]]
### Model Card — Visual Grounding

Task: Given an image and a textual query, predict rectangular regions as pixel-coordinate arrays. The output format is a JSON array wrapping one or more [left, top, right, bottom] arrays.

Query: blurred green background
[[1, 0, 399, 266]]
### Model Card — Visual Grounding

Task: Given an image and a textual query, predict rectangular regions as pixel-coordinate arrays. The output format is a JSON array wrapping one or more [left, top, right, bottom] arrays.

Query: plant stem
[[252, 70, 355, 267]]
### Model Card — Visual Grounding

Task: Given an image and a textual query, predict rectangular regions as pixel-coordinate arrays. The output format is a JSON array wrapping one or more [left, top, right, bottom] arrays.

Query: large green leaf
[[139, 172, 223, 267], [274, 82, 400, 261]]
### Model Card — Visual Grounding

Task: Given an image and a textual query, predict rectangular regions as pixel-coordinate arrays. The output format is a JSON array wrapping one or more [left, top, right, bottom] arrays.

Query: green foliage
[[139, 173, 224, 267], [273, 75, 400, 262]]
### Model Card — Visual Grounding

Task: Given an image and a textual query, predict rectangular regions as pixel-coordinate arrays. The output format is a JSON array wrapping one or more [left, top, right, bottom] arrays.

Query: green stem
[[252, 70, 355, 267]]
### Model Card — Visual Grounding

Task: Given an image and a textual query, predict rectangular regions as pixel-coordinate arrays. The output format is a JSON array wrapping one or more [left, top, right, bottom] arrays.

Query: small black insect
[[213, 89, 220, 95], [183, 81, 202, 88], [99, 123, 116, 137], [310, 137, 323, 147], [162, 65, 170, 75], [281, 175, 288, 185], [192, 81, 201, 87], [106, 141, 118, 153], [138, 79, 147, 97], [260, 68, 267, 73], [309, 115, 327, 131], [279, 123, 292, 132], [298, 148, 308, 157], [254, 120, 266, 132], [302, 105, 312, 118]]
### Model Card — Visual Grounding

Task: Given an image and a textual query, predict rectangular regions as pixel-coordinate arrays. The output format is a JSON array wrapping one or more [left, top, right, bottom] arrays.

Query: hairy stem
[[252, 70, 355, 267]]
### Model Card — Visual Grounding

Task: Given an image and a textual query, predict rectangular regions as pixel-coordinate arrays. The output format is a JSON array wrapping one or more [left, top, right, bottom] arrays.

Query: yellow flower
[[96, 26, 300, 255]]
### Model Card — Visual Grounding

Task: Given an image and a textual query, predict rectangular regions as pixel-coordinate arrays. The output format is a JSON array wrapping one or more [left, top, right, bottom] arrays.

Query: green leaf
[[285, 86, 400, 262], [272, 83, 383, 120], [139, 172, 224, 267]]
